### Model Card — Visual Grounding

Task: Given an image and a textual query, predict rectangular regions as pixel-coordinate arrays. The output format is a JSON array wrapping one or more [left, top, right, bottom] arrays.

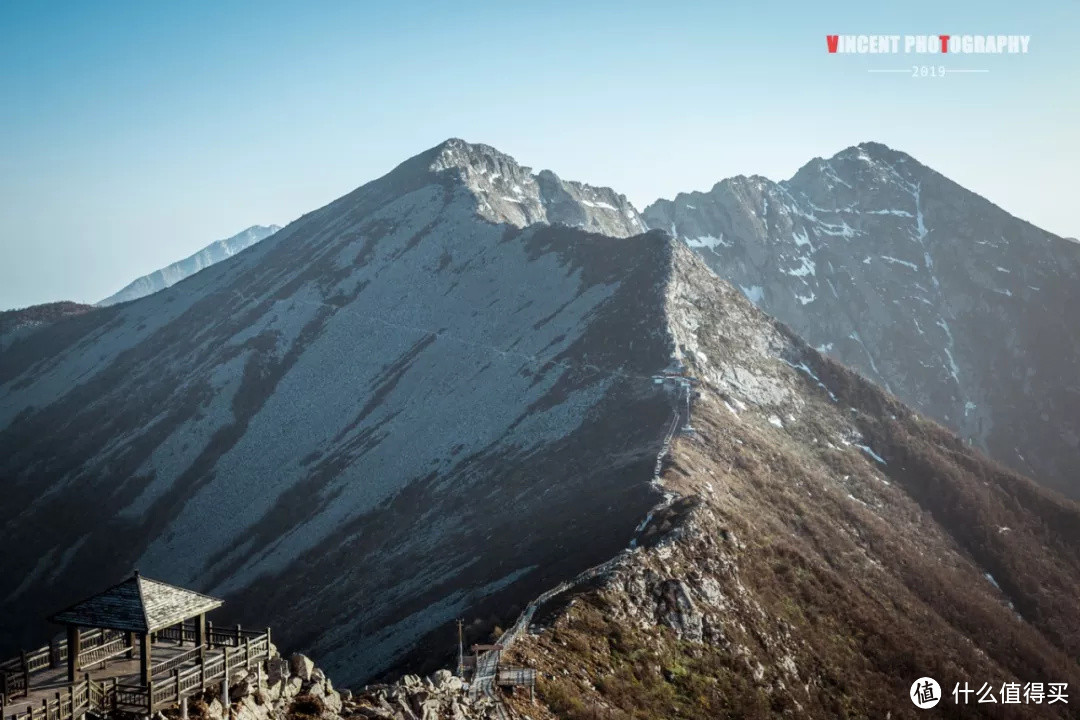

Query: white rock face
[[428, 138, 647, 237], [645, 141, 1080, 499], [98, 224, 282, 306]]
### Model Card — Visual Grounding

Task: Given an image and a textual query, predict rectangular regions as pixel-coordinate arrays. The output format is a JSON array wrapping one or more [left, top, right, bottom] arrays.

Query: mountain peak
[[387, 138, 648, 237], [788, 141, 916, 178], [427, 137, 528, 176]]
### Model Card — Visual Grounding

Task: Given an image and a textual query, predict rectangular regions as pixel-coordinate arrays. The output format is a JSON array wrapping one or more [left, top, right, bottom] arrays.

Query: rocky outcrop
[[427, 139, 646, 238], [174, 651, 345, 720], [184, 648, 508, 720], [347, 671, 505, 720]]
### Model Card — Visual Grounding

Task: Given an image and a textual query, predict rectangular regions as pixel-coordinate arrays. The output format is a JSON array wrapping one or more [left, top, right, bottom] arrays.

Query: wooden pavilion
[[48, 571, 223, 686]]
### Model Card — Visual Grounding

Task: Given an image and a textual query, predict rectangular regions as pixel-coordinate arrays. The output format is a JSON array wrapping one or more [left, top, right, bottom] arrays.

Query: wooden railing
[[1, 627, 271, 720], [124, 630, 272, 714], [1, 676, 115, 720], [75, 633, 129, 671], [150, 646, 202, 677], [0, 672, 29, 703], [0, 630, 128, 703]]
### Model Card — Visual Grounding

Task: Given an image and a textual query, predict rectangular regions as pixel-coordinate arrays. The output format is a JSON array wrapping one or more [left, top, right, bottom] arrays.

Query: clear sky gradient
[[2, 0, 1077, 309]]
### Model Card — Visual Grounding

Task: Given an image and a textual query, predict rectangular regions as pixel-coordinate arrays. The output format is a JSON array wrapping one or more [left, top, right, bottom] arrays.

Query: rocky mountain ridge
[[3, 139, 1079, 719], [98, 224, 282, 306], [644, 141, 1080, 499], [0, 140, 679, 687], [498, 242, 1080, 719]]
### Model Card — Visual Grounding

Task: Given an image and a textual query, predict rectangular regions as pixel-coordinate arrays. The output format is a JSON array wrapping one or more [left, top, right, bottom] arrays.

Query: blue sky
[[2, 0, 1077, 308]]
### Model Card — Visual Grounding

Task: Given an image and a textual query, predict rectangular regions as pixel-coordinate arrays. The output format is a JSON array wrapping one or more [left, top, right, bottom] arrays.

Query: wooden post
[[234, 625, 242, 648], [178, 621, 185, 648], [41, 697, 48, 720], [66, 627, 81, 683], [243, 638, 250, 669], [48, 637, 57, 669], [195, 614, 206, 649], [127, 632, 136, 660], [139, 633, 152, 687], [220, 647, 229, 708], [207, 621, 214, 647], [67, 685, 74, 716], [199, 648, 206, 691], [146, 680, 153, 714], [174, 669, 181, 703], [181, 696, 188, 720]]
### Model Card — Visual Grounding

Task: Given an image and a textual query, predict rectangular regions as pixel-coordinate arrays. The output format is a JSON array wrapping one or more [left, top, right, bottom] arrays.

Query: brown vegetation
[[502, 320, 1080, 719], [286, 694, 326, 720]]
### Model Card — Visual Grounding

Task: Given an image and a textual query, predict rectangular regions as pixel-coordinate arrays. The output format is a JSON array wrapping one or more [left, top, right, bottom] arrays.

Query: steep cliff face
[[0, 141, 677, 685], [645, 142, 1080, 499], [502, 244, 1080, 719]]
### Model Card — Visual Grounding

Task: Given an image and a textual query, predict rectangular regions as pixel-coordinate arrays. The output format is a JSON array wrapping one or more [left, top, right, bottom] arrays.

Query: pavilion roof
[[50, 572, 222, 633]]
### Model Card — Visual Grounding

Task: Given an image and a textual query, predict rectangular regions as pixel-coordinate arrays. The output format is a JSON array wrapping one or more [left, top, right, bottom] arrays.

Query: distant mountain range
[[2, 139, 1078, 712], [644, 142, 1080, 499], [97, 224, 281, 306]]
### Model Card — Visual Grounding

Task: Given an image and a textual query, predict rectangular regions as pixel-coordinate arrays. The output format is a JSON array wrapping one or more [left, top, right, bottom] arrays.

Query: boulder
[[265, 679, 284, 703], [449, 699, 468, 720], [283, 676, 304, 700], [290, 653, 316, 681], [392, 693, 420, 720], [353, 707, 396, 720], [234, 696, 265, 720], [229, 677, 251, 702], [205, 699, 225, 720], [417, 697, 441, 720], [322, 688, 343, 714], [265, 657, 290, 686]]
